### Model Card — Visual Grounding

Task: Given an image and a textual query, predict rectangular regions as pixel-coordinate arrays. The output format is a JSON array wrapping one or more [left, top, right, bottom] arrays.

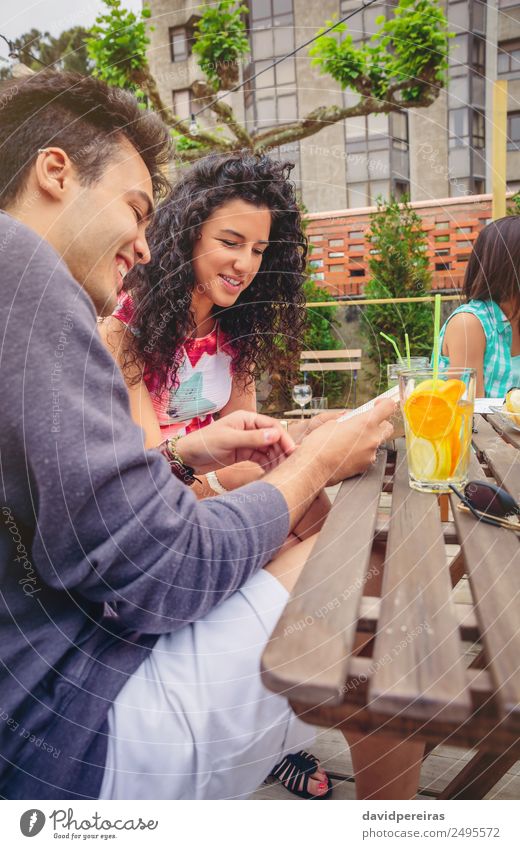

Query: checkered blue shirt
[[436, 299, 520, 397]]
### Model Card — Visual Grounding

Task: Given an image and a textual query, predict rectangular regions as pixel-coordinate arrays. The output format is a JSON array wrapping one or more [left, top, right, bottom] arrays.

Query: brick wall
[[304, 194, 505, 297]]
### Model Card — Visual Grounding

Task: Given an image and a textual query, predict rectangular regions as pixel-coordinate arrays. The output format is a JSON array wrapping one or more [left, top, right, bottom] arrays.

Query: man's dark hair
[[0, 71, 171, 208], [463, 215, 520, 321]]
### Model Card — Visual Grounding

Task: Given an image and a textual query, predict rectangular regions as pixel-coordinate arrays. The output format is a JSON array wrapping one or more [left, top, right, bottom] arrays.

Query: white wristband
[[206, 470, 229, 494]]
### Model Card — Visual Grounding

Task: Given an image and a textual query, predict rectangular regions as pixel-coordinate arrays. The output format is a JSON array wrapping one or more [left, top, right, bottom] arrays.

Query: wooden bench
[[301, 348, 362, 407], [284, 349, 362, 417]]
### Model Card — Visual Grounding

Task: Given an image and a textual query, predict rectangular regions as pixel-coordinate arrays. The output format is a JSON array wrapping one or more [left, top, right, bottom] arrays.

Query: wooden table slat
[[374, 516, 459, 544], [473, 416, 520, 503], [451, 449, 520, 728], [368, 449, 471, 722], [351, 657, 492, 702], [358, 596, 479, 642], [261, 452, 387, 704], [486, 412, 520, 452]]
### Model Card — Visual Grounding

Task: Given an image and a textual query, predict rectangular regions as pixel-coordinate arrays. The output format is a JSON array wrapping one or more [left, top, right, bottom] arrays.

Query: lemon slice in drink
[[408, 437, 437, 479], [408, 436, 451, 480]]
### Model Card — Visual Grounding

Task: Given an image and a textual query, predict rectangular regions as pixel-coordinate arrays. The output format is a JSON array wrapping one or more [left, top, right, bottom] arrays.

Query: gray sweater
[[0, 212, 289, 799]]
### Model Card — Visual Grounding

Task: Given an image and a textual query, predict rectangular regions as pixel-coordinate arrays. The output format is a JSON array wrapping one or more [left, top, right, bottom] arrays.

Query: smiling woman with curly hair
[[100, 151, 335, 800], [101, 152, 307, 460]]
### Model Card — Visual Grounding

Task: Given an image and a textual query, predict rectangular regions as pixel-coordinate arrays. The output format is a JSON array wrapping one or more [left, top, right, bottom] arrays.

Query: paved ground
[[250, 728, 520, 800]]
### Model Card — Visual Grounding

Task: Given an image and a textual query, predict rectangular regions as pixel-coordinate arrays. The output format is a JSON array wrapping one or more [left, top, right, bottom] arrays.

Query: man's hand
[[300, 398, 395, 485], [261, 398, 395, 531], [175, 411, 296, 474], [288, 410, 346, 445]]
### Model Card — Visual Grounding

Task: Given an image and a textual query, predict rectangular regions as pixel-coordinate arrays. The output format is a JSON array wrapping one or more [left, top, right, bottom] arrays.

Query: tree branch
[[384, 64, 442, 109], [250, 71, 443, 151], [192, 79, 252, 146], [173, 146, 214, 163], [130, 66, 229, 149], [251, 97, 395, 151]]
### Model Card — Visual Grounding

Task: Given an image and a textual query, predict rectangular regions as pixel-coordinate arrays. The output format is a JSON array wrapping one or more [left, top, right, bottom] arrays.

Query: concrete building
[[146, 0, 520, 212]]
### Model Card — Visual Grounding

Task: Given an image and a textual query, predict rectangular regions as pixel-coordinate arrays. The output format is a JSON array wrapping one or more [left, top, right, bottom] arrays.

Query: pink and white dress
[[114, 294, 236, 437]]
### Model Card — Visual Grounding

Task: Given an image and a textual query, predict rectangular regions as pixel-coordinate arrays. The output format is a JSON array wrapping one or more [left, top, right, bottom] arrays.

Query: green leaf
[[310, 0, 451, 102]]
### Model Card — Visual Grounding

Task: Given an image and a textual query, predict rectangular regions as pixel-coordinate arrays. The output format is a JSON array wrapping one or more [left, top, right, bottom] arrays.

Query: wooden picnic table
[[261, 413, 520, 799]]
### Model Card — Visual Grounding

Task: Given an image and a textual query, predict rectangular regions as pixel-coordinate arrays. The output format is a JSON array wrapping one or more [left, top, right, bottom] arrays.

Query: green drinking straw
[[405, 333, 411, 368], [380, 331, 404, 364], [432, 294, 441, 384]]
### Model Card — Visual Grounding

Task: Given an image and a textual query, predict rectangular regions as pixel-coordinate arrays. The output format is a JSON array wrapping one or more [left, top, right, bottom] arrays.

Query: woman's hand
[[296, 399, 396, 486], [175, 410, 296, 474], [288, 410, 347, 445]]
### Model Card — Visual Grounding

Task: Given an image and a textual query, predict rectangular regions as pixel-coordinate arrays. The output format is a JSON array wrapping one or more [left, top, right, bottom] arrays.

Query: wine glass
[[292, 383, 313, 419]]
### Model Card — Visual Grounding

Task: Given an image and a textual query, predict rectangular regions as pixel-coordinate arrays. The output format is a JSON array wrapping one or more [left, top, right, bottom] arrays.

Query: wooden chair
[[300, 348, 362, 407]]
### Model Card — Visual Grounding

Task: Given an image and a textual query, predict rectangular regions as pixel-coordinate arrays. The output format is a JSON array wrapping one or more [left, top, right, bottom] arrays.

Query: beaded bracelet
[[158, 435, 200, 486]]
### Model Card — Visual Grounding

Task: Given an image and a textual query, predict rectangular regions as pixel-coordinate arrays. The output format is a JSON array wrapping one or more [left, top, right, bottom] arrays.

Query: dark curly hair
[[122, 151, 307, 391]]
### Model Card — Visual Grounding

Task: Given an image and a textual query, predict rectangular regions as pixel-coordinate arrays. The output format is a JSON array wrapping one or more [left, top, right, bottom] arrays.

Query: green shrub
[[361, 196, 433, 390], [508, 193, 520, 215], [259, 206, 349, 412], [300, 278, 349, 406]]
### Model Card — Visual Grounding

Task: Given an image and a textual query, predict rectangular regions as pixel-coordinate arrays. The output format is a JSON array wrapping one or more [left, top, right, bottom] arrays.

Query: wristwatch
[[158, 435, 199, 486]]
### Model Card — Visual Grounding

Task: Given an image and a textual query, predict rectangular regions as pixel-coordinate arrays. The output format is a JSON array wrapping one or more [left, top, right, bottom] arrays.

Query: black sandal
[[271, 750, 333, 799]]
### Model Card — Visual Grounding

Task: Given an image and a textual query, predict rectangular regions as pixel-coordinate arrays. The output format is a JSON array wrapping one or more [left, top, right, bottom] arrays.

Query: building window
[[449, 108, 468, 148], [472, 110, 485, 148], [471, 36, 485, 74], [508, 112, 520, 151], [172, 88, 192, 121], [245, 0, 298, 129], [393, 180, 409, 200], [169, 17, 200, 63], [170, 27, 189, 62], [250, 0, 294, 57], [448, 107, 484, 148], [447, 1, 486, 196], [341, 0, 410, 205], [498, 40, 520, 76]]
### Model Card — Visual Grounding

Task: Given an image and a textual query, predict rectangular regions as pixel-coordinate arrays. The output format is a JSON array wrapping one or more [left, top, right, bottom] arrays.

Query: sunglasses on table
[[448, 481, 520, 532]]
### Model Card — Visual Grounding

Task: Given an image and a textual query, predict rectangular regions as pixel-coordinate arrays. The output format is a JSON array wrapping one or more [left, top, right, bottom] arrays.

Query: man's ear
[[34, 147, 75, 201]]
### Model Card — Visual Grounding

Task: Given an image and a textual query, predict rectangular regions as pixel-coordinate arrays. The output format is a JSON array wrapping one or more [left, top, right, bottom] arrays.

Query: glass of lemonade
[[387, 357, 429, 389], [399, 367, 476, 493]]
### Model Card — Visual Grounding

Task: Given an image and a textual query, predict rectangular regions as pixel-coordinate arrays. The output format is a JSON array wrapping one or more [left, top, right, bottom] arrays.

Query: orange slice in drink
[[404, 392, 455, 440], [411, 379, 466, 405], [440, 379, 466, 405], [404, 379, 466, 441], [448, 412, 462, 475]]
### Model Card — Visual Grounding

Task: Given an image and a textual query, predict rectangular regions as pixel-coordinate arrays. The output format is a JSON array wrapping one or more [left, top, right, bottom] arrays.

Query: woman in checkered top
[[436, 216, 520, 397]]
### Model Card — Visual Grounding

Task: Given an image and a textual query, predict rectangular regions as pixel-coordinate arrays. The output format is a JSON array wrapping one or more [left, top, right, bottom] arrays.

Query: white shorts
[[99, 570, 314, 799]]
